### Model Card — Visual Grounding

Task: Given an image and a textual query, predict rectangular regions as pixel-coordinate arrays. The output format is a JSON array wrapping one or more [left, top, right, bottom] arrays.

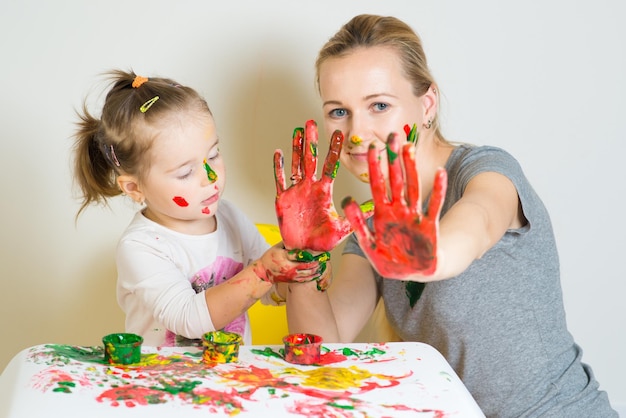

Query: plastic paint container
[[283, 333, 323, 365], [202, 330, 243, 363], [102, 333, 143, 365]]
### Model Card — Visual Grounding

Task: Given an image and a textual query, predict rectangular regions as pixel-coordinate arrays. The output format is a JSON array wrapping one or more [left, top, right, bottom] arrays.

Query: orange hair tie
[[132, 75, 148, 88]]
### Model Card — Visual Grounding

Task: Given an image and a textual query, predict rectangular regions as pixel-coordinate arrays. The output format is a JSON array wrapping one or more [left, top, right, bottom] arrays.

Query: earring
[[424, 118, 433, 129]]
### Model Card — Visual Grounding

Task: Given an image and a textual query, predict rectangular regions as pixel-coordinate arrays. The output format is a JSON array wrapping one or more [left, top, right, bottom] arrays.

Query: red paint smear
[[182, 387, 248, 413], [317, 351, 348, 365], [202, 207, 210, 214], [96, 384, 170, 406], [221, 365, 279, 386], [173, 196, 189, 207]]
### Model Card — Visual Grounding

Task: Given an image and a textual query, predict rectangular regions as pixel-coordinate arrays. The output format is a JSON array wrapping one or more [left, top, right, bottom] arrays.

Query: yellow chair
[[248, 224, 289, 345]]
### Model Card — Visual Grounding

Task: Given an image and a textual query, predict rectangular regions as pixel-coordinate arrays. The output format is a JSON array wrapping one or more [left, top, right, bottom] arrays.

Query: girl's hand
[[251, 244, 328, 284], [341, 133, 447, 279], [274, 120, 372, 252]]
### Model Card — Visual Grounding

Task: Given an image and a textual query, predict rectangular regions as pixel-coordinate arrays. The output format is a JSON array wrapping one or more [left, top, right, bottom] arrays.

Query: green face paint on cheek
[[404, 123, 418, 144]]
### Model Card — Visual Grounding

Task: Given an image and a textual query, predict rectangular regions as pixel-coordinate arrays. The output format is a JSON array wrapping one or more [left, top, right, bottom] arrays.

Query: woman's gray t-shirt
[[344, 144, 616, 417]]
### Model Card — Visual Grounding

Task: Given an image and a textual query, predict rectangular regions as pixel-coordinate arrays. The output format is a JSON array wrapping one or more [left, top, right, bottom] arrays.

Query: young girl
[[73, 70, 322, 347], [278, 15, 618, 417]]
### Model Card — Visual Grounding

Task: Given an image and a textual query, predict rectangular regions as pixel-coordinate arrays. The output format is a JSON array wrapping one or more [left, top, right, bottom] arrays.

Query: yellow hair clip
[[140, 96, 159, 113], [132, 75, 148, 88]]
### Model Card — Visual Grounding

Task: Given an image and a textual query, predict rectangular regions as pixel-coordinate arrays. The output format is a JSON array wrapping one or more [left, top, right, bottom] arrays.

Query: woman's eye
[[373, 103, 388, 112], [328, 108, 347, 118]]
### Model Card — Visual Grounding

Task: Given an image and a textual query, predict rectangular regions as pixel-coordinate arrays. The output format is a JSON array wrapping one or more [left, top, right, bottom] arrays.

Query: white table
[[0, 341, 484, 417]]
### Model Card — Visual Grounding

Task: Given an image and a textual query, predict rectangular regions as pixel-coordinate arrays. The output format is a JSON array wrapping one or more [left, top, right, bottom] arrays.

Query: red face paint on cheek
[[202, 207, 210, 214], [173, 196, 189, 207]]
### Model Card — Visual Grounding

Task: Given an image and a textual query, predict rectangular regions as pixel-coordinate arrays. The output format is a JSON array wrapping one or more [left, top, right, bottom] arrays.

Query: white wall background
[[1, 0, 624, 412]]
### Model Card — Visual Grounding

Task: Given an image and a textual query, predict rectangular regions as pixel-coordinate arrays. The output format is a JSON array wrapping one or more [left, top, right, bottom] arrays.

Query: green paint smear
[[44, 344, 107, 365], [250, 346, 284, 360], [152, 380, 203, 395], [203, 159, 218, 183], [328, 402, 356, 410], [359, 200, 374, 214], [406, 123, 418, 143], [341, 347, 386, 358], [53, 381, 76, 393], [331, 161, 340, 179], [405, 281, 426, 308], [310, 143, 318, 158], [290, 250, 330, 263], [385, 143, 399, 163], [41, 344, 193, 366]]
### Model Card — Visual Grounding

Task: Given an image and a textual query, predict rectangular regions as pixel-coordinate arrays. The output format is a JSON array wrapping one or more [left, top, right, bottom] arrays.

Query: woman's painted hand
[[342, 133, 447, 279], [274, 119, 372, 252]]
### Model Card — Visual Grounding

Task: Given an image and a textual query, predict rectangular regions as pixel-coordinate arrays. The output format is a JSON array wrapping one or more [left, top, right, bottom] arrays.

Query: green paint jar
[[202, 330, 242, 364], [102, 333, 143, 365]]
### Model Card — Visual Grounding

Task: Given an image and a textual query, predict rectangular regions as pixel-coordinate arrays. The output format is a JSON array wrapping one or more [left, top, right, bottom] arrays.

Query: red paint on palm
[[274, 120, 354, 252], [342, 133, 447, 279]]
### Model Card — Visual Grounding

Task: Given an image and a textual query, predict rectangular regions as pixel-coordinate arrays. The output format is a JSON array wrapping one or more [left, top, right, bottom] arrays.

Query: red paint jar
[[283, 333, 323, 365]]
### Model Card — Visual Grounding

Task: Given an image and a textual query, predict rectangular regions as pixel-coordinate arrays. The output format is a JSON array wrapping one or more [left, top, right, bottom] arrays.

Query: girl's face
[[138, 111, 226, 234], [318, 46, 427, 183]]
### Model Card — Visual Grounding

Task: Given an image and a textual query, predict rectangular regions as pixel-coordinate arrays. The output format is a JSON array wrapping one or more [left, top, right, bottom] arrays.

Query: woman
[[278, 14, 617, 417]]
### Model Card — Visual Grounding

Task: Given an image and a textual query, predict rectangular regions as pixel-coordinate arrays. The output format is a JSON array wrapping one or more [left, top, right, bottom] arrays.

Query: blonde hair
[[72, 69, 212, 217], [315, 14, 446, 141]]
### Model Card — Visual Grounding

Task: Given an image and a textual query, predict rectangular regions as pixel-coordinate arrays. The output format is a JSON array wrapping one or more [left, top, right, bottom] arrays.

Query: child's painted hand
[[252, 244, 329, 285], [274, 120, 372, 252], [341, 133, 447, 279]]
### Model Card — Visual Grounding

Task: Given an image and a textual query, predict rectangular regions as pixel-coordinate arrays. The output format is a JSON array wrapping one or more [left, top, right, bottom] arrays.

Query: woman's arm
[[287, 253, 379, 343], [432, 170, 522, 281]]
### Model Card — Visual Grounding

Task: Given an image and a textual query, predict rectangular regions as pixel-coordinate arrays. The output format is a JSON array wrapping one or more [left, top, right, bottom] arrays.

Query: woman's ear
[[117, 175, 144, 204], [422, 84, 438, 123]]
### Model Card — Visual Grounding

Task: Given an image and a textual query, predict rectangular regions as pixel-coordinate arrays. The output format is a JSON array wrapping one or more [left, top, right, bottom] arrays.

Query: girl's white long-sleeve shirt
[[115, 199, 270, 347]]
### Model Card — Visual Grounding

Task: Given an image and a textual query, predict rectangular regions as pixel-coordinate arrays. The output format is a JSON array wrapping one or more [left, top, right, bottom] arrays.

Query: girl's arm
[[204, 244, 322, 330]]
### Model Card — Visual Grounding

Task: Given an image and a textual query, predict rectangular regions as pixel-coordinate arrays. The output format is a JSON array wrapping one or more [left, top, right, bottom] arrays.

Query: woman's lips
[[348, 146, 385, 162]]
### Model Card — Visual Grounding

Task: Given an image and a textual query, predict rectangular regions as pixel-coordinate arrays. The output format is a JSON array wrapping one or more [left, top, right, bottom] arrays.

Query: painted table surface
[[0, 341, 484, 418]]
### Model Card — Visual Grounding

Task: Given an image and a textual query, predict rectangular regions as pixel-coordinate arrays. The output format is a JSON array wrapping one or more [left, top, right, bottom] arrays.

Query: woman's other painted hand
[[274, 119, 372, 252], [342, 133, 447, 279]]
